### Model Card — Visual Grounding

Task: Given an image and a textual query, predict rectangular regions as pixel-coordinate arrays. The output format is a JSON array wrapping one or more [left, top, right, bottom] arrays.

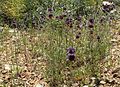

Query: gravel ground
[[98, 22, 120, 87]]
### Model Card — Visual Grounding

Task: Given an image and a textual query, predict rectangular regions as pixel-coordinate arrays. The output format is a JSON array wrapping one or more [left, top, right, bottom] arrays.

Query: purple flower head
[[88, 24, 94, 28], [66, 18, 72, 22], [67, 54, 75, 61], [67, 47, 75, 54], [100, 16, 105, 23], [89, 18, 94, 24], [63, 7, 67, 10], [103, 4, 109, 9], [76, 32, 81, 39], [97, 36, 100, 41], [65, 17, 73, 26], [48, 8, 53, 12], [65, 18, 70, 21], [48, 14, 53, 19], [55, 16, 59, 19], [76, 35, 80, 39], [69, 24, 73, 28], [78, 32, 81, 35], [12, 20, 17, 28], [88, 18, 94, 28], [59, 15, 64, 20]]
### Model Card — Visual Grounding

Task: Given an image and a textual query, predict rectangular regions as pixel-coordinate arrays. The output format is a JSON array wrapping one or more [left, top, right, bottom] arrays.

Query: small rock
[[0, 26, 3, 32], [83, 85, 88, 87], [100, 81, 106, 84], [91, 77, 96, 80], [110, 9, 116, 14], [4, 64, 11, 71], [63, 85, 68, 87], [9, 29, 17, 33], [0, 79, 3, 83], [72, 83, 79, 87], [35, 84, 44, 87], [1, 70, 7, 74], [111, 39, 118, 42]]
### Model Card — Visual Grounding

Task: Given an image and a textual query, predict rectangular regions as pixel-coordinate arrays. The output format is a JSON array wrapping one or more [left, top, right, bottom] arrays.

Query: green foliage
[[73, 0, 103, 16], [108, 0, 120, 6], [0, 0, 26, 19]]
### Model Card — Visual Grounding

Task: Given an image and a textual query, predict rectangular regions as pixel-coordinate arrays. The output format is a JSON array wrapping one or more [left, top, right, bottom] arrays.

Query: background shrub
[[0, 0, 26, 19], [0, 0, 104, 28]]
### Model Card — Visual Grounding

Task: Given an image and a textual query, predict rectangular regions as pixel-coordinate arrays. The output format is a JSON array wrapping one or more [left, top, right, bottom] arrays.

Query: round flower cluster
[[48, 8, 54, 19], [76, 32, 81, 39], [65, 17, 73, 28], [88, 18, 94, 28], [66, 47, 75, 61], [76, 16, 83, 29]]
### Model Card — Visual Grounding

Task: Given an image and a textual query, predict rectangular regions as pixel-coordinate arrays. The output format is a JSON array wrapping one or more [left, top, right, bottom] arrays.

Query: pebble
[[100, 81, 106, 84], [4, 64, 11, 71], [35, 84, 44, 87], [83, 85, 89, 87], [9, 29, 17, 33], [0, 26, 3, 32]]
